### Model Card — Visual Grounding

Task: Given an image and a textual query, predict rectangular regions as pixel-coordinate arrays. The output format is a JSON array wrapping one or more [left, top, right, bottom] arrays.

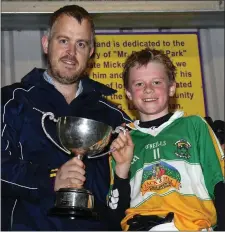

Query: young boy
[[108, 48, 225, 231]]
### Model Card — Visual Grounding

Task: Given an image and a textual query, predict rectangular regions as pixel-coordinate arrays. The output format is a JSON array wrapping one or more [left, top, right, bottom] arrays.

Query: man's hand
[[54, 157, 86, 191], [110, 130, 134, 179]]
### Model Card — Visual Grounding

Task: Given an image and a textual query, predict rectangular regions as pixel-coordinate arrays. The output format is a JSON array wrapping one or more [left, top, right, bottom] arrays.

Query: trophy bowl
[[57, 116, 113, 159], [42, 114, 113, 219]]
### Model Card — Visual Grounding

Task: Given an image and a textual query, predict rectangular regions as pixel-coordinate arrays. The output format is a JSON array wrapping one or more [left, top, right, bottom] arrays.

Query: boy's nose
[[144, 85, 153, 94]]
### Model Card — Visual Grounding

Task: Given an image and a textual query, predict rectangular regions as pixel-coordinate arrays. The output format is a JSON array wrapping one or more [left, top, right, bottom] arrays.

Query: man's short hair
[[49, 5, 95, 47]]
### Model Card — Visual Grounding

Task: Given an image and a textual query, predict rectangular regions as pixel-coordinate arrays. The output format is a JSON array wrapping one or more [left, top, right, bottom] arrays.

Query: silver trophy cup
[[42, 112, 117, 219]]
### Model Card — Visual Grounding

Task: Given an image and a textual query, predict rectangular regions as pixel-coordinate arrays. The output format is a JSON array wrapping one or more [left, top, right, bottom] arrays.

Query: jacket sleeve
[[1, 90, 55, 202]]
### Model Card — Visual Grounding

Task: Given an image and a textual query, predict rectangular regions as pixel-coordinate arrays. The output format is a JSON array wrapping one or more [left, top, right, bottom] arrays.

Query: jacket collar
[[21, 68, 116, 96]]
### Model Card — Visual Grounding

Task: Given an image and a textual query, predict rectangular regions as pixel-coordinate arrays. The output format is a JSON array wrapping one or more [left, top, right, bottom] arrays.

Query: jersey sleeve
[[197, 116, 224, 198], [106, 156, 131, 229]]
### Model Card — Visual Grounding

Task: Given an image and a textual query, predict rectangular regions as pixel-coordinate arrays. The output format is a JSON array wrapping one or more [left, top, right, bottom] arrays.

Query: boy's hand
[[110, 130, 134, 179]]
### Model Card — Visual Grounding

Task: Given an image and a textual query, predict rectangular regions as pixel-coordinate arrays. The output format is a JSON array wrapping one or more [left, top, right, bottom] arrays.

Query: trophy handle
[[41, 112, 71, 155], [112, 126, 127, 134], [88, 126, 127, 159]]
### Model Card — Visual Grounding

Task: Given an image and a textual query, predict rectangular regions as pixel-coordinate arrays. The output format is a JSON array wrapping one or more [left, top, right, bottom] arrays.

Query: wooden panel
[[2, 1, 224, 30]]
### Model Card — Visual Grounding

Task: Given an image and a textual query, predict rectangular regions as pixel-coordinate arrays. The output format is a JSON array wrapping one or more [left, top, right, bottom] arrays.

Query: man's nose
[[67, 44, 76, 56]]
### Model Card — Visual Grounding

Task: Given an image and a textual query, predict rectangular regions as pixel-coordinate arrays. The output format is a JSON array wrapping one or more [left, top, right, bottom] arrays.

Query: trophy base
[[49, 206, 99, 220], [49, 188, 98, 220]]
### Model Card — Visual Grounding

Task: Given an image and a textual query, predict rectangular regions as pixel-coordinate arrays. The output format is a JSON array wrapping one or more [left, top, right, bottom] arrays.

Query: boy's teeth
[[144, 98, 157, 102]]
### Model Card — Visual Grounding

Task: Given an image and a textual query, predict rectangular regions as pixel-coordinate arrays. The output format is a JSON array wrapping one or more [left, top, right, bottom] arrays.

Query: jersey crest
[[174, 139, 191, 159]]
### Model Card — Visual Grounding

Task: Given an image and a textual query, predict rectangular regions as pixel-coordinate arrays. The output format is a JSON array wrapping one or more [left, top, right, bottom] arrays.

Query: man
[[1, 5, 131, 231]]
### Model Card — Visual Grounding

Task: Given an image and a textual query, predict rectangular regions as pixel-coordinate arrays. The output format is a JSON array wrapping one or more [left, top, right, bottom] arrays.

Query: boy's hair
[[49, 5, 95, 47], [122, 48, 177, 89]]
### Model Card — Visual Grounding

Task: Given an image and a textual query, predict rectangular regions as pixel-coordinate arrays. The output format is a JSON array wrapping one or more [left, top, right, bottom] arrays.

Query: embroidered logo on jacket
[[141, 161, 181, 195], [50, 168, 58, 177], [108, 189, 119, 210], [174, 139, 191, 159]]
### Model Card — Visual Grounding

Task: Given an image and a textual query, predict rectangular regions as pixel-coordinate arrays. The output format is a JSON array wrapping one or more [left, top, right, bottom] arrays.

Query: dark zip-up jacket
[[1, 68, 131, 231]]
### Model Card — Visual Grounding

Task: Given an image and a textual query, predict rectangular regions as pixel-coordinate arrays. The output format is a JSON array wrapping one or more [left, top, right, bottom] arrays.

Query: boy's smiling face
[[126, 62, 176, 121]]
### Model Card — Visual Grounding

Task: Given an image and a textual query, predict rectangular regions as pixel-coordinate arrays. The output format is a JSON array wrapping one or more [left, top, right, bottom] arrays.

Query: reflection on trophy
[[42, 112, 119, 219]]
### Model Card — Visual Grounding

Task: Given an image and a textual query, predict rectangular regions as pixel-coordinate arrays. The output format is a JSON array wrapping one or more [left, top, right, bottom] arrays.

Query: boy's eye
[[153, 81, 161, 85], [135, 82, 144, 87]]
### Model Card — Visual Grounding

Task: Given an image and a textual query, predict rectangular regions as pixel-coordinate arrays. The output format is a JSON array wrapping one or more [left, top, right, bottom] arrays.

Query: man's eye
[[59, 39, 68, 44], [77, 42, 86, 48]]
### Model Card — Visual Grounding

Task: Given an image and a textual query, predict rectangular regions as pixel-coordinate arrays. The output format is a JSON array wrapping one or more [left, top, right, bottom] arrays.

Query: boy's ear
[[125, 89, 132, 100], [169, 82, 176, 97], [41, 35, 49, 54]]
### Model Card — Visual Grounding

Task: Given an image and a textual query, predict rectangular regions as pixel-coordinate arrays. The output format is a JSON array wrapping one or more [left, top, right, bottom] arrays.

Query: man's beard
[[48, 58, 85, 85], [52, 70, 83, 85]]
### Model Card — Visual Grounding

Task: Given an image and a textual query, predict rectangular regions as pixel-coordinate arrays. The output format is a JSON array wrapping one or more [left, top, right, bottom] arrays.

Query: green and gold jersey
[[109, 111, 224, 231]]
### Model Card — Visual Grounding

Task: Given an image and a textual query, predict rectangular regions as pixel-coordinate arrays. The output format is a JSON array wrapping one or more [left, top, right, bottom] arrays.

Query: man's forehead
[[51, 14, 90, 31]]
